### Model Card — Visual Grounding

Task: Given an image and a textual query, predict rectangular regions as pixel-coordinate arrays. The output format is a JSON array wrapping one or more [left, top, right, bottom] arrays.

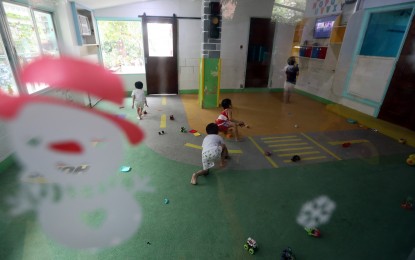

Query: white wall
[[178, 19, 201, 91], [220, 0, 275, 89], [363, 0, 415, 9]]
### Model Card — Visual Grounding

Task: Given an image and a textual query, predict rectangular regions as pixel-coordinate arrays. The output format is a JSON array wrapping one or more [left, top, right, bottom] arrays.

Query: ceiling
[[75, 0, 155, 10]]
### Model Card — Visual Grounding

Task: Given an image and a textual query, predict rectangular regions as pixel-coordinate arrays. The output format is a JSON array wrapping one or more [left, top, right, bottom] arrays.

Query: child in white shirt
[[131, 81, 148, 120], [191, 123, 229, 185]]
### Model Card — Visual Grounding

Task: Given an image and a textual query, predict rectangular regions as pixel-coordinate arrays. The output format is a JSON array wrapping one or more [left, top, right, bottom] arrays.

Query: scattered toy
[[406, 154, 415, 166], [281, 247, 296, 260], [243, 237, 258, 255], [291, 155, 301, 162], [147, 241, 151, 245], [119, 166, 131, 172], [180, 127, 187, 133], [305, 227, 321, 237], [401, 196, 413, 210], [189, 129, 197, 133], [226, 133, 233, 139], [158, 131, 165, 135], [399, 138, 407, 144], [347, 118, 357, 124], [264, 151, 272, 156], [164, 198, 169, 204], [193, 132, 201, 137], [170, 115, 174, 120], [342, 142, 351, 148], [239, 122, 250, 128]]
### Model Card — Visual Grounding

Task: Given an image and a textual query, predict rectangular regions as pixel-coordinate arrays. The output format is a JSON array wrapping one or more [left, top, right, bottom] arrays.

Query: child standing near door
[[131, 81, 148, 120]]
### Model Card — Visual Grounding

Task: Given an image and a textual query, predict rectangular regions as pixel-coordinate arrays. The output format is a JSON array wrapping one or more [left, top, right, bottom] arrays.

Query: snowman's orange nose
[[49, 141, 83, 154]]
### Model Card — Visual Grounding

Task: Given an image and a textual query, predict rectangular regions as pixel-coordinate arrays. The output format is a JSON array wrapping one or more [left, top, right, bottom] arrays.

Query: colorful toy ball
[[305, 227, 321, 237], [407, 158, 415, 166], [291, 155, 301, 162], [406, 154, 415, 166]]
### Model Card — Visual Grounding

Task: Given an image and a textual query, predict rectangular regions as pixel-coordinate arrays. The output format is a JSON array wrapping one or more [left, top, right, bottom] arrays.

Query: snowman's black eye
[[27, 137, 41, 147]]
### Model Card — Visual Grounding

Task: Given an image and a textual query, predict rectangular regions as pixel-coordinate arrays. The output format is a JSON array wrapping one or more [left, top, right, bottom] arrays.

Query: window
[[2, 2, 60, 94], [0, 40, 18, 96], [360, 9, 412, 57], [97, 20, 145, 74], [272, 0, 306, 24]]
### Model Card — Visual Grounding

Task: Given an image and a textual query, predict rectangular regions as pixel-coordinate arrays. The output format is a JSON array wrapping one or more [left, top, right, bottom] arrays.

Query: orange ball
[[407, 158, 415, 166]]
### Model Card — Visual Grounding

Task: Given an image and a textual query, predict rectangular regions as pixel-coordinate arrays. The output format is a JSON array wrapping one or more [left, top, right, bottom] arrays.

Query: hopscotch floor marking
[[301, 133, 341, 160], [283, 156, 327, 163], [328, 139, 369, 145], [248, 137, 278, 168], [264, 138, 302, 143]]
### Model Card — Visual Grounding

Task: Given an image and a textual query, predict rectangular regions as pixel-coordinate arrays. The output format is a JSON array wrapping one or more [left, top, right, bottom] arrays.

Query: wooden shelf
[[330, 26, 346, 44], [291, 16, 347, 59]]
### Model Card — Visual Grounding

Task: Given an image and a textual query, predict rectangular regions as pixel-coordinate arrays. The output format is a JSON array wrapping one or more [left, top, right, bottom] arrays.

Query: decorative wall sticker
[[0, 56, 150, 249]]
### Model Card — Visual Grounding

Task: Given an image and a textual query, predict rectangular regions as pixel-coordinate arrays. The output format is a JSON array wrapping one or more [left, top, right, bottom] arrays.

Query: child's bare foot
[[220, 160, 226, 168], [190, 173, 197, 185]]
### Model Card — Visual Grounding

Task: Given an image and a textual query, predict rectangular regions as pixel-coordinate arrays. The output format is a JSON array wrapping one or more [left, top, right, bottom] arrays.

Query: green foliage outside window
[[272, 0, 306, 24], [97, 20, 145, 74]]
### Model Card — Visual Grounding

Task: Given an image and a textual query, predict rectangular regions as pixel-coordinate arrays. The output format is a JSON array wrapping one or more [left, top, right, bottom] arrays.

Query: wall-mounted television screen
[[314, 15, 338, 39]]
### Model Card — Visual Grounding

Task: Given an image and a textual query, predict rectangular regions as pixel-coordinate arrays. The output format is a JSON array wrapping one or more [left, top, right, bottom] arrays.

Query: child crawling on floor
[[190, 123, 229, 185]]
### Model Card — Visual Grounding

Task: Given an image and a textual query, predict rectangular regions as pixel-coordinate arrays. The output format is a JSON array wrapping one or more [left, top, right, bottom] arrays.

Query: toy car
[[305, 227, 321, 237], [401, 196, 413, 210], [281, 247, 296, 260], [243, 237, 258, 255]]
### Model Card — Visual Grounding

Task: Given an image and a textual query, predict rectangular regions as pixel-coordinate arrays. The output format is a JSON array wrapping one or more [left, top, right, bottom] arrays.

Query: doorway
[[244, 18, 275, 88], [142, 15, 178, 94], [378, 11, 415, 131]]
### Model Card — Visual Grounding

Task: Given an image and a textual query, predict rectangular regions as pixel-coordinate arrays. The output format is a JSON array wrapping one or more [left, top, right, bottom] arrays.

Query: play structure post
[[199, 58, 221, 108]]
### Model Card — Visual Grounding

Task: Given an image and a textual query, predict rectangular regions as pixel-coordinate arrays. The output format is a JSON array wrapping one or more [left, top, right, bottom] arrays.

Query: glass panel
[[34, 10, 59, 57], [360, 9, 412, 57], [97, 20, 145, 74], [3, 2, 41, 66], [147, 23, 173, 57], [0, 40, 19, 96], [272, 0, 306, 24]]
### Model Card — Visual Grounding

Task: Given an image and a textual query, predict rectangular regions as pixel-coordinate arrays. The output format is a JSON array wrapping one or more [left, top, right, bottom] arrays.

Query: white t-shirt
[[131, 89, 146, 103], [202, 134, 224, 152]]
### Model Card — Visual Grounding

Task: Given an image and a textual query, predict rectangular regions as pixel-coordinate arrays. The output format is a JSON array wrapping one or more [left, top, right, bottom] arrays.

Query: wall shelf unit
[[291, 15, 347, 60], [330, 26, 346, 44], [70, 1, 97, 46]]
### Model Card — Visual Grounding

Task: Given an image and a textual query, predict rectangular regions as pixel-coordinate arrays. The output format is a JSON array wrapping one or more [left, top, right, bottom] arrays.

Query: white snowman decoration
[[0, 56, 151, 249]]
